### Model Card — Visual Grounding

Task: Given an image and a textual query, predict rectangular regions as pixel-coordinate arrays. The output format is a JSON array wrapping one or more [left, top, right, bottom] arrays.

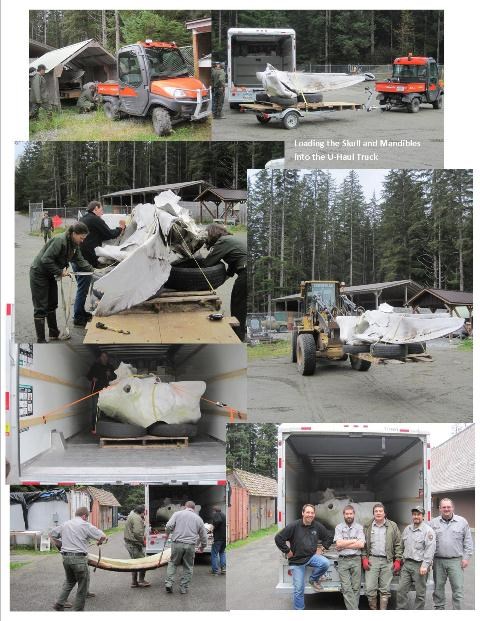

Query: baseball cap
[[411, 506, 425, 514]]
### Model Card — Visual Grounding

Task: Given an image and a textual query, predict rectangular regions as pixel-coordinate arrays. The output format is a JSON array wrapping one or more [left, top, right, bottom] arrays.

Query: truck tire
[[147, 422, 198, 438], [255, 92, 270, 103], [291, 330, 298, 362], [95, 417, 146, 438], [298, 92, 323, 103], [407, 98, 421, 113], [296, 333, 317, 375], [270, 95, 297, 107], [230, 103, 240, 110], [164, 258, 227, 291], [152, 107, 172, 136], [342, 343, 371, 354], [104, 101, 121, 121], [433, 94, 443, 110], [282, 111, 300, 130], [370, 343, 408, 358], [256, 114, 271, 124], [349, 355, 371, 371], [407, 342, 426, 354]]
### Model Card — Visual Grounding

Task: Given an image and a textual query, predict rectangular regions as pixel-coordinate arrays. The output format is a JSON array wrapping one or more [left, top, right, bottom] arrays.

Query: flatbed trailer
[[240, 100, 363, 129]]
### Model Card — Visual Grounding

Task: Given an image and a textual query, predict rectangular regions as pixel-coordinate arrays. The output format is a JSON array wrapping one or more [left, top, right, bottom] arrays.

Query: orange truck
[[97, 40, 211, 135], [374, 53, 444, 113]]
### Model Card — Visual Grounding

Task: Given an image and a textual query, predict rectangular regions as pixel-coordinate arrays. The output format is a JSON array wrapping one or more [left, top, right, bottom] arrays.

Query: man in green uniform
[[334, 504, 365, 609], [430, 497, 474, 609], [397, 506, 436, 609], [362, 503, 402, 610], [124, 505, 150, 588], [203, 223, 247, 341], [77, 83, 99, 113], [40, 211, 54, 244], [29, 64, 52, 119], [212, 62, 226, 119]]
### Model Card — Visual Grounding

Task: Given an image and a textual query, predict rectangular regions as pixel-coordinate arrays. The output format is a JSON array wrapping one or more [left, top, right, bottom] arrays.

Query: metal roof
[[32, 39, 115, 73], [408, 288, 473, 307], [196, 188, 247, 202], [343, 280, 422, 294], [431, 425, 475, 493], [103, 180, 204, 199], [229, 469, 278, 497]]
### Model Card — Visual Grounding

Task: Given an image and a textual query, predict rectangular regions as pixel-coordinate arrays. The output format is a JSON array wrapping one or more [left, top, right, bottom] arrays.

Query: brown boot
[[131, 571, 139, 587], [368, 596, 378, 610], [379, 595, 389, 610]]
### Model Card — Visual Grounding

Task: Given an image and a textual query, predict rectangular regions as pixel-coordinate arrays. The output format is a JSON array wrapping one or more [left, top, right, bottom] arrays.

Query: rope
[[94, 545, 102, 572], [170, 222, 216, 293], [58, 275, 74, 339]]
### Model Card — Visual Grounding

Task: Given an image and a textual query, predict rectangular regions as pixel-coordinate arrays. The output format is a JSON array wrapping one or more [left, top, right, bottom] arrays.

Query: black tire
[[95, 417, 146, 438], [104, 101, 120, 121], [255, 92, 271, 103], [282, 111, 300, 130], [291, 330, 298, 363], [298, 92, 323, 103], [349, 355, 371, 371], [229, 103, 240, 110], [343, 343, 371, 354], [296, 333, 317, 376], [433, 94, 443, 110], [256, 114, 271, 124], [164, 258, 227, 291], [147, 422, 198, 438], [370, 343, 408, 359], [278, 324, 288, 333], [407, 342, 426, 354], [270, 95, 297, 107], [407, 98, 421, 113], [152, 107, 172, 136]]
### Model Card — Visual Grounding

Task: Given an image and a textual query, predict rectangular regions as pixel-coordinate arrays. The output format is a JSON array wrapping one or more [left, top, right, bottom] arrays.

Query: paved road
[[10, 527, 225, 611], [14, 213, 244, 343], [212, 83, 443, 169], [227, 533, 475, 610], [248, 339, 472, 422]]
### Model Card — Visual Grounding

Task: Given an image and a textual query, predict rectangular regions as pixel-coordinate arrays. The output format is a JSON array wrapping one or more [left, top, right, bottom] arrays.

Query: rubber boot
[[34, 318, 47, 343], [138, 570, 150, 587], [131, 571, 139, 587], [379, 595, 389, 610], [368, 596, 378, 610], [46, 311, 60, 339]]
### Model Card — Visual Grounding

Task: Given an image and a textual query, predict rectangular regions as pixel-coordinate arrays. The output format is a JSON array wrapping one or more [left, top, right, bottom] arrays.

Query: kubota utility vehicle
[[374, 53, 443, 113], [97, 41, 211, 135]]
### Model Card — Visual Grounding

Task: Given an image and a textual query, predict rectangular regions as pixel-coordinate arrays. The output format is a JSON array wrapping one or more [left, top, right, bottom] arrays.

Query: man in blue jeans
[[210, 505, 226, 575], [275, 504, 333, 609]]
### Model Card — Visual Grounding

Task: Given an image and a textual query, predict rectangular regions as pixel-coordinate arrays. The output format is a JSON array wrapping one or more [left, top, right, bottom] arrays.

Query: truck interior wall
[[284, 439, 309, 525], [19, 345, 92, 466], [148, 484, 226, 524], [232, 37, 295, 86], [176, 345, 246, 442]]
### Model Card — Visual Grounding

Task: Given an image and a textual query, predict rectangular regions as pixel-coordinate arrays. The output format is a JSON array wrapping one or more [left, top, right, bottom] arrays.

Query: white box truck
[[144, 483, 226, 555], [227, 28, 296, 107], [276, 423, 432, 598]]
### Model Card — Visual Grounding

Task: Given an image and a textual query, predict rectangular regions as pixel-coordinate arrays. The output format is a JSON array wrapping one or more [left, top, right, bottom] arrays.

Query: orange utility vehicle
[[97, 40, 211, 135], [374, 53, 443, 113]]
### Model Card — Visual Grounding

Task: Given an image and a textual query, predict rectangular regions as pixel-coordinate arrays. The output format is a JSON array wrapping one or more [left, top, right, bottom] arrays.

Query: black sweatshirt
[[274, 519, 334, 565]]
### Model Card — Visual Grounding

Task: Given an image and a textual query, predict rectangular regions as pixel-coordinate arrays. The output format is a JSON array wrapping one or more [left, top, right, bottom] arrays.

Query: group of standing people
[[275, 498, 473, 610]]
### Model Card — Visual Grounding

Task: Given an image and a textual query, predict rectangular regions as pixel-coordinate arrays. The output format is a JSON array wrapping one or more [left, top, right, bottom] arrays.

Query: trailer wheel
[[296, 333, 317, 375], [96, 417, 146, 438], [291, 330, 298, 362], [256, 114, 271, 124], [370, 343, 408, 358], [433, 94, 443, 110], [147, 422, 198, 438], [349, 355, 371, 371], [164, 258, 227, 291], [104, 101, 121, 121], [282, 111, 300, 130], [407, 98, 421, 113], [152, 108, 172, 136]]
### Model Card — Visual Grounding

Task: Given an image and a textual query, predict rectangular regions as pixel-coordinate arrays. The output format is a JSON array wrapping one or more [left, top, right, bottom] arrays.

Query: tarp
[[87, 549, 171, 572], [10, 490, 68, 530], [256, 63, 370, 99]]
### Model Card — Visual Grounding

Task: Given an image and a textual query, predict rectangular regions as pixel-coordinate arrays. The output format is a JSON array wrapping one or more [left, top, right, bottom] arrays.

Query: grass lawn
[[227, 524, 277, 550], [457, 337, 473, 351], [29, 106, 211, 141], [10, 561, 31, 570], [248, 338, 291, 361], [11, 547, 59, 556]]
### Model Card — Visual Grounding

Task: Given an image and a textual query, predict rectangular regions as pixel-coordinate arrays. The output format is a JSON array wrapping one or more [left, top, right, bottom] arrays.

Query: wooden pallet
[[125, 290, 222, 314], [99, 435, 189, 449]]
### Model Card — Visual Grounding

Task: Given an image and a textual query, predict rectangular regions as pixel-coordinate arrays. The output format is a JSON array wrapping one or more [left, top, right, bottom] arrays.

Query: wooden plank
[[20, 368, 86, 390], [84, 312, 240, 344], [99, 435, 188, 449], [157, 290, 213, 298], [148, 295, 220, 304]]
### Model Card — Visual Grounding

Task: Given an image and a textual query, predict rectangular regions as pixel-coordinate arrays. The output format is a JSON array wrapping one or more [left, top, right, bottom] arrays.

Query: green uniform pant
[[30, 267, 58, 318], [338, 556, 362, 609], [56, 554, 90, 611], [78, 101, 96, 113], [397, 559, 428, 609], [165, 542, 196, 589], [364, 556, 393, 599], [213, 87, 225, 117], [125, 541, 147, 583], [43, 230, 52, 244], [433, 557, 464, 610], [30, 101, 52, 119]]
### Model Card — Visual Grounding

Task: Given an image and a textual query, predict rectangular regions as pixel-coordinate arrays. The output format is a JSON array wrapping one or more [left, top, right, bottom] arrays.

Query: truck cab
[[98, 41, 211, 135]]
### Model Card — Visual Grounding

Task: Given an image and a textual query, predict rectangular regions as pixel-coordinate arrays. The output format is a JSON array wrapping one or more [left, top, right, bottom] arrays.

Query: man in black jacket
[[72, 201, 125, 326], [274, 504, 333, 610], [210, 506, 227, 575]]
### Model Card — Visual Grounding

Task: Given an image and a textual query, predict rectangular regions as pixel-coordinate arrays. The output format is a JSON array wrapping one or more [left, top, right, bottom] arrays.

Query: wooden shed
[[83, 486, 121, 531], [185, 17, 211, 87], [195, 188, 247, 224], [407, 288, 473, 320], [227, 468, 277, 542]]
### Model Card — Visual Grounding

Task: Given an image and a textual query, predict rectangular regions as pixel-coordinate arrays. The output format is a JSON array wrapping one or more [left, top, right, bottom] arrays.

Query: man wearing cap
[[72, 200, 125, 326], [124, 505, 150, 588], [29, 64, 52, 119], [361, 502, 402, 610], [50, 506, 107, 611], [430, 497, 474, 609], [212, 61, 226, 119], [334, 504, 365, 609], [396, 506, 436, 609]]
